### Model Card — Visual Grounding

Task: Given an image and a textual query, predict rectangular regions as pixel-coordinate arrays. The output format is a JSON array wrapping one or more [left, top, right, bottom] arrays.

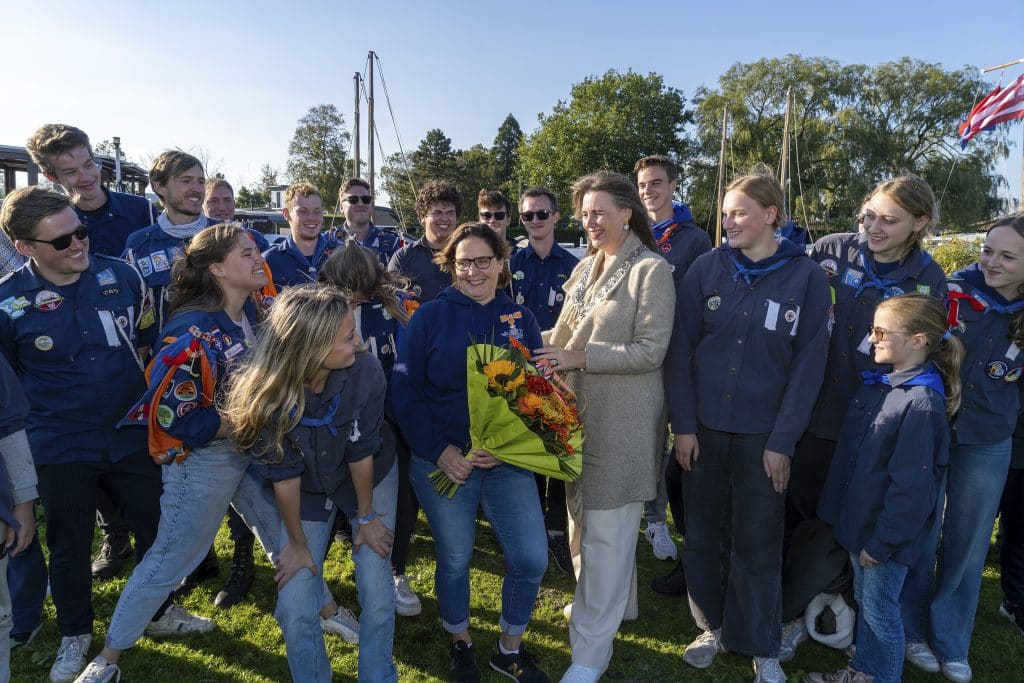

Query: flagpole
[[982, 58, 1024, 74]]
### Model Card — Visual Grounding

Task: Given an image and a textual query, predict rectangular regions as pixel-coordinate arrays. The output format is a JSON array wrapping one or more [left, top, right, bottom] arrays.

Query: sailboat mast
[[368, 51, 376, 213], [779, 87, 792, 216], [715, 105, 729, 246], [353, 72, 361, 180]]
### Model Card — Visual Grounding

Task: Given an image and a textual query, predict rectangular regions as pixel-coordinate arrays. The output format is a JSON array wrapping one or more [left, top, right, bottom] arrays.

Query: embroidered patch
[[842, 268, 864, 288], [34, 290, 63, 311], [500, 311, 523, 340], [349, 419, 361, 443], [157, 405, 174, 428], [96, 269, 116, 286], [987, 360, 1008, 379], [151, 251, 170, 272], [707, 295, 721, 311], [884, 286, 904, 299], [116, 315, 129, 329], [661, 243, 672, 253], [916, 284, 931, 295], [173, 380, 198, 402], [0, 296, 31, 319], [224, 342, 245, 360], [169, 246, 185, 261], [101, 288, 120, 296], [176, 401, 198, 417], [34, 335, 53, 351], [137, 257, 153, 277], [513, 270, 525, 280], [947, 282, 963, 293], [556, 293, 564, 302], [1004, 366, 1023, 384], [785, 309, 798, 323], [380, 344, 391, 355], [820, 259, 839, 277]]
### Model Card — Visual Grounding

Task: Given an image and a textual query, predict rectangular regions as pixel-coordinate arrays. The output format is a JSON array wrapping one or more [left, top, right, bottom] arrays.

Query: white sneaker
[[940, 659, 973, 683], [644, 521, 678, 561], [683, 629, 725, 669], [779, 618, 808, 662], [144, 604, 216, 637], [73, 656, 121, 683], [559, 663, 603, 683], [321, 606, 360, 644], [905, 641, 940, 673], [49, 634, 91, 683], [394, 574, 422, 616], [752, 656, 786, 683], [563, 602, 573, 620]]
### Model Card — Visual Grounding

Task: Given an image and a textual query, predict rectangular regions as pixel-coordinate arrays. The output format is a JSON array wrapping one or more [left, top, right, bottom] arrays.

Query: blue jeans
[[1, 546, 10, 683], [850, 554, 909, 683], [231, 462, 399, 683], [7, 531, 46, 637], [899, 486, 944, 644], [105, 440, 250, 650], [410, 457, 547, 635], [930, 438, 1011, 661]]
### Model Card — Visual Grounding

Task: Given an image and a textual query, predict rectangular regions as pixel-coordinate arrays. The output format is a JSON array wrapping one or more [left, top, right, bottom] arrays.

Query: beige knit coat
[[544, 231, 675, 510]]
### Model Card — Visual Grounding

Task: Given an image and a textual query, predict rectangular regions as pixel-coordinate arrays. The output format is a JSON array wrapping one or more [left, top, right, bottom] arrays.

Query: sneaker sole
[[395, 601, 422, 617], [999, 604, 1024, 635], [322, 624, 359, 644], [682, 652, 718, 670], [489, 659, 524, 682]]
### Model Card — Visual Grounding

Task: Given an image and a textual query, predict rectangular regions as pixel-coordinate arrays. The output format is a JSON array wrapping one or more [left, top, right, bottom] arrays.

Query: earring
[[623, 224, 629, 231]]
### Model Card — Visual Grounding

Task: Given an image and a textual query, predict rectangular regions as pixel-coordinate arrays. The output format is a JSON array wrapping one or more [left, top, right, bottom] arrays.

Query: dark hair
[[571, 170, 657, 254], [415, 180, 462, 219], [25, 124, 94, 177], [987, 213, 1024, 349], [167, 222, 248, 317], [319, 242, 411, 324], [150, 151, 204, 201], [0, 186, 74, 241], [340, 177, 371, 199], [434, 222, 512, 289], [519, 187, 558, 214], [477, 189, 512, 214], [633, 155, 679, 181]]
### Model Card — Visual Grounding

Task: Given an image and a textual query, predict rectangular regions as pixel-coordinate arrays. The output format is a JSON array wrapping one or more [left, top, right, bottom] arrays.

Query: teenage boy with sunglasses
[[0, 187, 173, 682], [338, 178, 401, 266], [477, 189, 519, 255], [508, 187, 578, 575]]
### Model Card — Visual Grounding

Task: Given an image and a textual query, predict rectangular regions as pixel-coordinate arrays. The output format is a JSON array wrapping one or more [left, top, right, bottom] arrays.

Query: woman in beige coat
[[535, 171, 675, 683]]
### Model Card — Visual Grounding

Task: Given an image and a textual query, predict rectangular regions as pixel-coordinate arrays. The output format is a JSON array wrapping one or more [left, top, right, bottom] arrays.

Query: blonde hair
[[283, 181, 321, 207], [725, 170, 786, 229], [225, 285, 352, 461], [876, 293, 964, 416], [861, 175, 937, 258]]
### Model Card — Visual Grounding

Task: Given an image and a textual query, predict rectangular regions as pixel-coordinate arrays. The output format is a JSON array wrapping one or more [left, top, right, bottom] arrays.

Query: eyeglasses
[[344, 195, 373, 205], [869, 326, 911, 341], [24, 225, 89, 250], [453, 256, 496, 271], [521, 210, 552, 222], [479, 211, 507, 221]]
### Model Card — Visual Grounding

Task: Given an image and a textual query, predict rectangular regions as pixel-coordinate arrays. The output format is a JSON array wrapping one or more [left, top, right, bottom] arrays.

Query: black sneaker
[[547, 531, 572, 575], [449, 640, 480, 683], [1000, 600, 1024, 636], [489, 644, 550, 682], [92, 535, 132, 580], [214, 541, 255, 609], [650, 559, 687, 596]]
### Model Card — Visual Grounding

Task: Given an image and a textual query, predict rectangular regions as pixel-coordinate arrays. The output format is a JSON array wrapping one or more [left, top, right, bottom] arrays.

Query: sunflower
[[482, 359, 525, 392]]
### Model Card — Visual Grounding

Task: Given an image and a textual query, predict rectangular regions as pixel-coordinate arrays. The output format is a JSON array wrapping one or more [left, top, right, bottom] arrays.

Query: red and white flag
[[959, 74, 1024, 148]]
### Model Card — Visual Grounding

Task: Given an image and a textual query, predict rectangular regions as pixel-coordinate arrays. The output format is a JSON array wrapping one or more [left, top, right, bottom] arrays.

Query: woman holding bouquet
[[534, 171, 675, 683], [392, 222, 551, 683]]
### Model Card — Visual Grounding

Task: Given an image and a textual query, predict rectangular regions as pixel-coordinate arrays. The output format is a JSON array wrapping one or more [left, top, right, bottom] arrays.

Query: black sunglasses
[[480, 210, 507, 221], [344, 195, 373, 205], [521, 210, 552, 222], [25, 224, 89, 250]]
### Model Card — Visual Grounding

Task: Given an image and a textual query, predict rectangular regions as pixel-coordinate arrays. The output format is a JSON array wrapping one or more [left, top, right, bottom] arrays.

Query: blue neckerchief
[[854, 248, 906, 298], [861, 367, 946, 398], [954, 263, 1024, 315], [968, 288, 1024, 316], [725, 251, 790, 285], [293, 391, 340, 436]]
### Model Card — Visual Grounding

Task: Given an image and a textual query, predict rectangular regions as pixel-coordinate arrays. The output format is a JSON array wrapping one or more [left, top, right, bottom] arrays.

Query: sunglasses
[[344, 195, 373, 205], [521, 210, 552, 222], [25, 224, 89, 250], [479, 211, 507, 221]]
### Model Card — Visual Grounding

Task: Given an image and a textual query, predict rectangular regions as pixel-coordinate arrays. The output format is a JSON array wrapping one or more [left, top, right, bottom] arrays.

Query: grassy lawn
[[11, 515, 1024, 682]]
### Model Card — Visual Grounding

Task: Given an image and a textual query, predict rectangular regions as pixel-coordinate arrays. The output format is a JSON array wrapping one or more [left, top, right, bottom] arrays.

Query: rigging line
[[938, 74, 999, 214], [370, 116, 412, 229], [793, 129, 814, 242], [373, 53, 419, 213]]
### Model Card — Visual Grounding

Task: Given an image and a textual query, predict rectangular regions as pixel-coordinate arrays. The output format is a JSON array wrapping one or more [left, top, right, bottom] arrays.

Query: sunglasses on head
[[25, 224, 89, 250], [345, 195, 373, 205], [521, 210, 552, 222], [480, 210, 507, 221]]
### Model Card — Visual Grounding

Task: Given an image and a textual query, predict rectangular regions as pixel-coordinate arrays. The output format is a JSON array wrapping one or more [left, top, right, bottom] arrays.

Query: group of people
[[0, 121, 1019, 683]]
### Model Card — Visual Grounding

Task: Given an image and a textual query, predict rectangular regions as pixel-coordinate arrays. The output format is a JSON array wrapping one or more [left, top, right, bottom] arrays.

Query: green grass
[[11, 517, 1024, 682]]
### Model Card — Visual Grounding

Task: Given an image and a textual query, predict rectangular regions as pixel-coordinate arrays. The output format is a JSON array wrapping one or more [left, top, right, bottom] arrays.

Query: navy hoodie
[[664, 238, 830, 456], [391, 286, 543, 464]]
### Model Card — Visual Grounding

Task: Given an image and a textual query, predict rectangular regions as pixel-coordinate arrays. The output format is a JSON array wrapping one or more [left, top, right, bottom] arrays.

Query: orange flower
[[538, 398, 565, 424], [509, 337, 531, 359], [517, 392, 544, 415]]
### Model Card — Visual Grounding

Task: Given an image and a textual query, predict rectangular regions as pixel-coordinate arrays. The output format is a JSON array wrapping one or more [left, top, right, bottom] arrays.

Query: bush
[[927, 235, 981, 274]]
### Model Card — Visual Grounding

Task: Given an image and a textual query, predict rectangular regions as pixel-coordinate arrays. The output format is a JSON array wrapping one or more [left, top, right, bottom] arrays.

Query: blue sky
[[3, 0, 1022, 208]]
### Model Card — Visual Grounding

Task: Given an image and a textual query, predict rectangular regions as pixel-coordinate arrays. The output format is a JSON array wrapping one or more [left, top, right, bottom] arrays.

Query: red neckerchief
[[946, 290, 985, 328], [657, 222, 680, 253]]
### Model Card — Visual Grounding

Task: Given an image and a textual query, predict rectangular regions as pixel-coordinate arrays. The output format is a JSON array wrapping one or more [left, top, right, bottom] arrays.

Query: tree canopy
[[286, 104, 350, 207]]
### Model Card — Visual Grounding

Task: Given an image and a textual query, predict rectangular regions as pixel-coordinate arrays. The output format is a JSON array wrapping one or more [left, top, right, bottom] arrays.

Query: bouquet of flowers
[[429, 337, 584, 497]]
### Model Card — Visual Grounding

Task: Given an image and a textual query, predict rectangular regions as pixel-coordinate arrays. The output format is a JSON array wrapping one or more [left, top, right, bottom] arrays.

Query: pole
[[368, 51, 376, 218], [779, 87, 792, 216], [982, 57, 1024, 74], [112, 136, 123, 193], [353, 72, 361, 180], [977, 57, 1024, 207], [715, 106, 729, 246]]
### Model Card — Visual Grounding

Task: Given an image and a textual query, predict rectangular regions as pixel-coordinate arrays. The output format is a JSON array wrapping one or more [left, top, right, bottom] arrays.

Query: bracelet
[[354, 512, 376, 526]]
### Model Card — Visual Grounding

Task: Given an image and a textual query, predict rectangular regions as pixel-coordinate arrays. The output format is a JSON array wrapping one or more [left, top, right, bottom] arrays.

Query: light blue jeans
[[849, 554, 909, 683], [410, 456, 547, 635], [930, 438, 1012, 661], [231, 462, 399, 683]]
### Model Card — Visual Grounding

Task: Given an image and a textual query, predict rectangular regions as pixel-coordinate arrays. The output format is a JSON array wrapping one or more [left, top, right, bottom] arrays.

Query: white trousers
[[566, 485, 642, 671]]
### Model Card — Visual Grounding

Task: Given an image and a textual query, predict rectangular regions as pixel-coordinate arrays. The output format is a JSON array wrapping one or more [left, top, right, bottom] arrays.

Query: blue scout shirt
[[358, 224, 402, 266], [392, 287, 543, 465], [651, 202, 713, 289], [76, 187, 156, 258], [262, 233, 341, 290], [819, 364, 949, 566], [807, 232, 947, 441], [354, 294, 409, 418], [509, 243, 580, 332], [0, 256, 155, 464], [664, 239, 830, 457], [250, 352, 391, 521], [947, 263, 1024, 446], [388, 238, 451, 302]]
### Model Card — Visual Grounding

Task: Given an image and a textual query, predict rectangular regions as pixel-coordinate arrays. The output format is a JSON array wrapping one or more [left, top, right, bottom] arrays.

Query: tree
[[259, 163, 279, 191], [381, 129, 462, 223], [93, 139, 127, 161], [286, 104, 350, 206], [236, 185, 269, 209], [518, 70, 692, 215], [492, 114, 522, 195]]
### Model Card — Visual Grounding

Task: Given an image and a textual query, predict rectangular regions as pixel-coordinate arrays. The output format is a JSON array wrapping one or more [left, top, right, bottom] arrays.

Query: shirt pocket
[[17, 320, 76, 364], [94, 304, 138, 348], [762, 297, 802, 338]]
